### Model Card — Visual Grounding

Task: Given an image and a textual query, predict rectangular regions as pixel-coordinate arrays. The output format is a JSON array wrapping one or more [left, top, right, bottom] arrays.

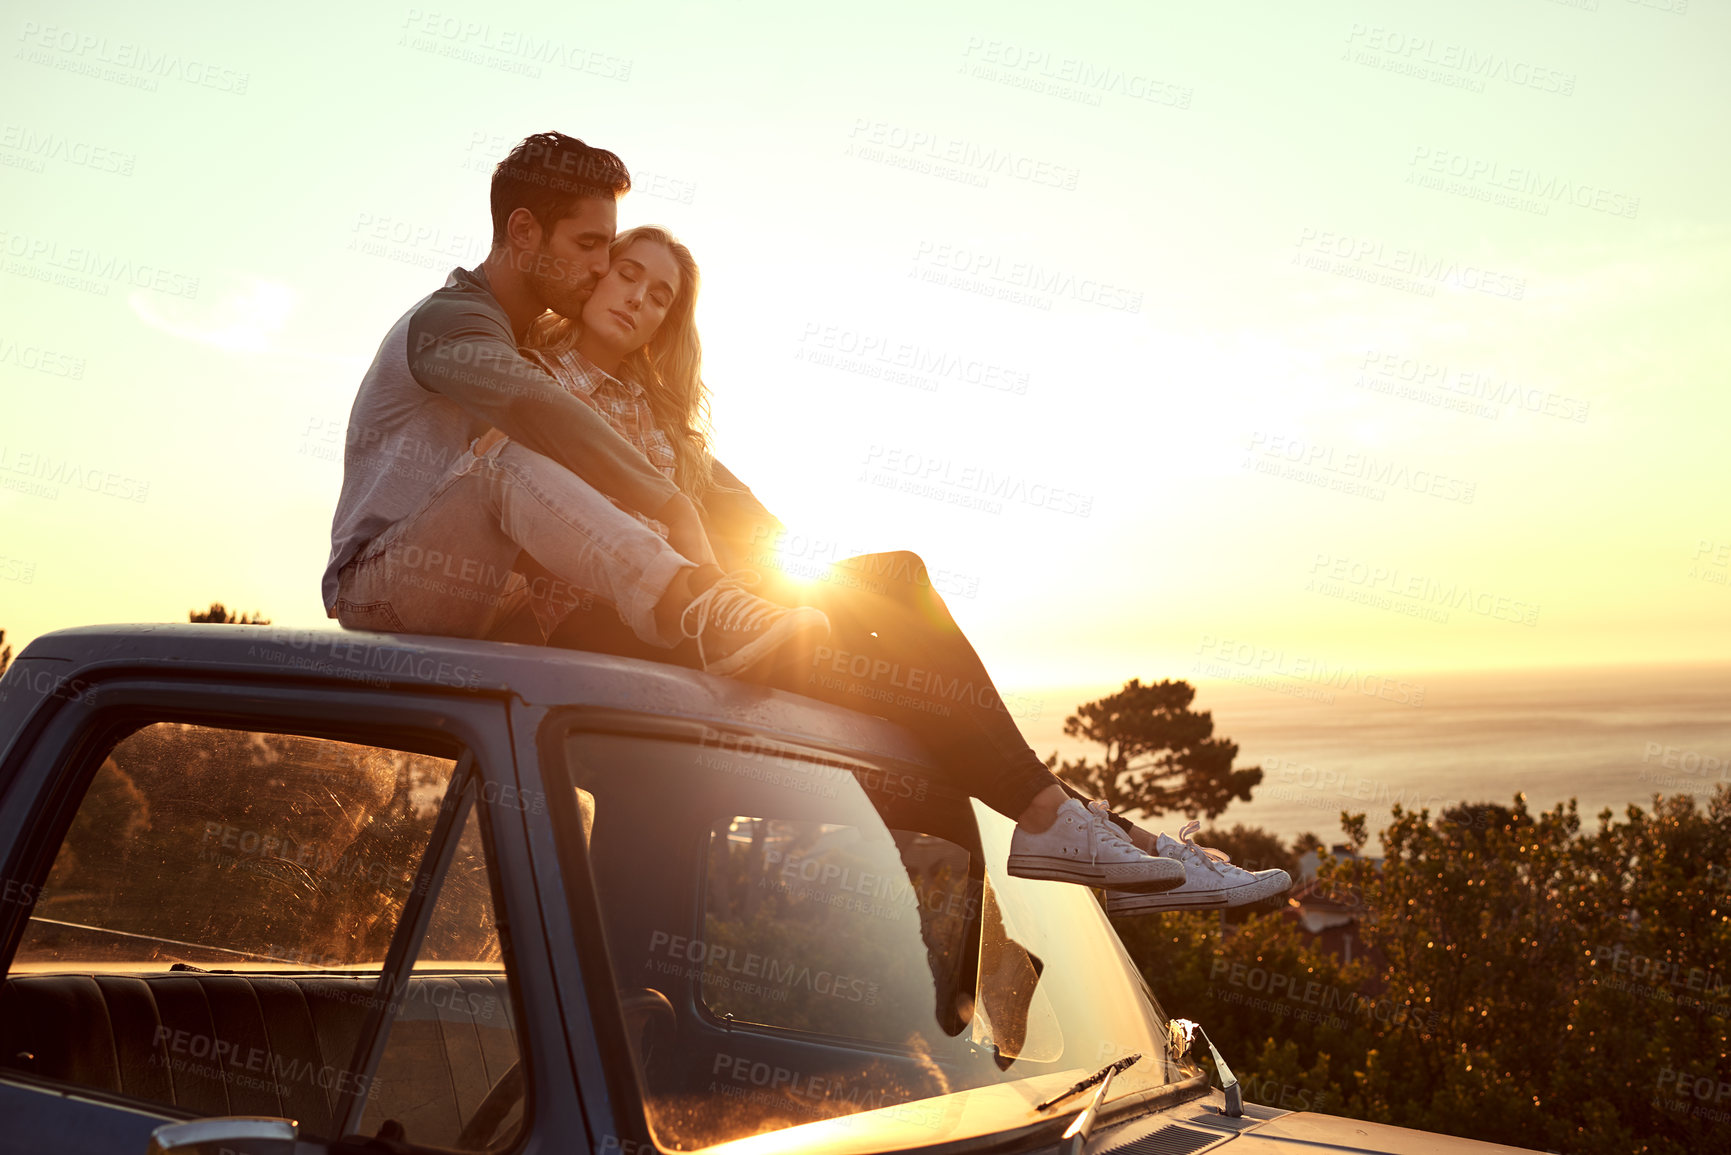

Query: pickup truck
[[0, 624, 1536, 1155]]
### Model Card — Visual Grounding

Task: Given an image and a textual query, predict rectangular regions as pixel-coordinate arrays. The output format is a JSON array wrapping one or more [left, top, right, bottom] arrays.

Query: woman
[[514, 225, 1289, 913]]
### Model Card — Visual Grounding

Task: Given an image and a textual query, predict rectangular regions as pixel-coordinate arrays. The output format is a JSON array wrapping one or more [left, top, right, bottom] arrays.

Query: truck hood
[[1165, 1096, 1542, 1154], [1228, 1112, 1539, 1153]]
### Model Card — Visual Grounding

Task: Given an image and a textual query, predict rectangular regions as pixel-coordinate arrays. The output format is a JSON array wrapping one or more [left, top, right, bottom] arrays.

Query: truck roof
[[7, 624, 936, 769]]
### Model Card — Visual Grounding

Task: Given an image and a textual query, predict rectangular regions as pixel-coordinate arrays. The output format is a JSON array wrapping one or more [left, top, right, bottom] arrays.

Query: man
[[322, 132, 823, 676]]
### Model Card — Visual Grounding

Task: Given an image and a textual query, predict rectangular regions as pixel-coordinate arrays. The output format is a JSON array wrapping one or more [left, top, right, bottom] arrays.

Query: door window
[[0, 718, 526, 1151], [13, 723, 456, 970]]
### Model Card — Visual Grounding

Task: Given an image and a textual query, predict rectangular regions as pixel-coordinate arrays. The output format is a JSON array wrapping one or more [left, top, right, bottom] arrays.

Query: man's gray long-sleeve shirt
[[322, 266, 680, 612]]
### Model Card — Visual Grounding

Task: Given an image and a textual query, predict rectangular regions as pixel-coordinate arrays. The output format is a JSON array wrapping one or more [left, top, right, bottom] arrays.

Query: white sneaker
[[1105, 821, 1292, 914], [1007, 799, 1186, 893]]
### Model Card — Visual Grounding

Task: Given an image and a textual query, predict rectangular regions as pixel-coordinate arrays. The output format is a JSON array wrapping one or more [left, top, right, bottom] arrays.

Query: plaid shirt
[[528, 346, 678, 538]]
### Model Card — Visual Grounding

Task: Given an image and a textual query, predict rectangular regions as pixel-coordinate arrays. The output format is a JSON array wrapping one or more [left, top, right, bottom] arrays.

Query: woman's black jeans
[[738, 550, 1058, 822]]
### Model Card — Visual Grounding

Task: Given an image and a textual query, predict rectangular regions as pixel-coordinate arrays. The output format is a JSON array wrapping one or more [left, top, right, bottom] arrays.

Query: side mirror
[[146, 1116, 298, 1155]]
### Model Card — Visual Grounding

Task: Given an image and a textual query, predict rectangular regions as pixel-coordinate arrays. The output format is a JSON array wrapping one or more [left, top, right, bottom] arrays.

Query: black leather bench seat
[[0, 971, 515, 1143]]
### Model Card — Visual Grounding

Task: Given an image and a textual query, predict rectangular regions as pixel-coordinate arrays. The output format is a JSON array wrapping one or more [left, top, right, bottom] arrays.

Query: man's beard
[[529, 245, 594, 319]]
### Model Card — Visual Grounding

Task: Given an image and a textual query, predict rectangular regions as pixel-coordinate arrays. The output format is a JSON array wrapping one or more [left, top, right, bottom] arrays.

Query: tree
[[189, 603, 270, 625], [1046, 678, 1263, 820], [1120, 789, 1731, 1155]]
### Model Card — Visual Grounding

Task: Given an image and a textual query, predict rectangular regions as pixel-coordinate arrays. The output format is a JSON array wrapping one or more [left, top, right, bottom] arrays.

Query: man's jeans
[[333, 438, 689, 644]]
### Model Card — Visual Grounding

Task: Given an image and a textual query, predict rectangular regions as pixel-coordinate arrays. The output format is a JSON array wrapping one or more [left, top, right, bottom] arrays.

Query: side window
[[13, 722, 455, 970], [0, 719, 524, 1150]]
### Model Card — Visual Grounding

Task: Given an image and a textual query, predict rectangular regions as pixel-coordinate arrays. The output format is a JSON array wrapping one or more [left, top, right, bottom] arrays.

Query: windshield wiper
[[1035, 1053, 1139, 1154], [1033, 1052, 1141, 1113]]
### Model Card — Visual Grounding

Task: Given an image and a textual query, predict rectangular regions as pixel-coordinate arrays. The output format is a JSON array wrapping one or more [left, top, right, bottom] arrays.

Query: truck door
[[0, 676, 578, 1155]]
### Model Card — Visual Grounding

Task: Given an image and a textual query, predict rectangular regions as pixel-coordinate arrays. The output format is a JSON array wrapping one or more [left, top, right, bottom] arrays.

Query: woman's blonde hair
[[525, 225, 714, 502]]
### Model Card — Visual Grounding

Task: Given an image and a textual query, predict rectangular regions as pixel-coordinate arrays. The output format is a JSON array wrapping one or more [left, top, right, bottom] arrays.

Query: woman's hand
[[472, 428, 508, 456], [658, 492, 719, 568]]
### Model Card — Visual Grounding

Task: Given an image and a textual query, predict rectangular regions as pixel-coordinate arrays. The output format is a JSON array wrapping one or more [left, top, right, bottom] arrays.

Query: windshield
[[562, 728, 1199, 1152]]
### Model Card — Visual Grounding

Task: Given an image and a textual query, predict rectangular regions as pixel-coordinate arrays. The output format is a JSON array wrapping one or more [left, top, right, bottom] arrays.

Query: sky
[[3, 0, 1729, 731]]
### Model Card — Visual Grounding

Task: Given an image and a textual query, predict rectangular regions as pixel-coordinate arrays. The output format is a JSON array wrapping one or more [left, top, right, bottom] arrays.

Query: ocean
[[1012, 663, 1731, 849]]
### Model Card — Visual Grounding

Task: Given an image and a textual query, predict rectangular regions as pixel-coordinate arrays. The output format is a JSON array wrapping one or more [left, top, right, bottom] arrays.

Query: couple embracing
[[322, 131, 1287, 915]]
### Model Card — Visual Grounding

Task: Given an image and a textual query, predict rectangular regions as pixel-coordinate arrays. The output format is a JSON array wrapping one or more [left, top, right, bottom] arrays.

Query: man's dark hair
[[490, 132, 631, 247]]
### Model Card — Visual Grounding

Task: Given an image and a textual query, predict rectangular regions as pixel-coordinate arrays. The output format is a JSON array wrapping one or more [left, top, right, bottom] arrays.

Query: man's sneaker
[[1105, 821, 1292, 914], [680, 571, 829, 677], [1007, 799, 1186, 893]]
